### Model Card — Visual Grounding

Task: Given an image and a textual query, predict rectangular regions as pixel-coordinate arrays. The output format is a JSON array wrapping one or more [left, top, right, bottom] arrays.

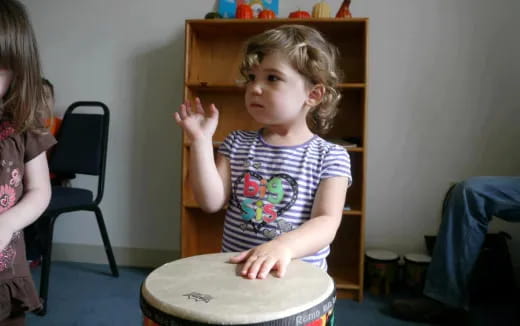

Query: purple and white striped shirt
[[218, 130, 352, 270]]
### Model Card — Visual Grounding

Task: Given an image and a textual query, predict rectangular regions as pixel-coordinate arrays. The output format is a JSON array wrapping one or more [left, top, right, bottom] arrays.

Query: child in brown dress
[[0, 1, 57, 324]]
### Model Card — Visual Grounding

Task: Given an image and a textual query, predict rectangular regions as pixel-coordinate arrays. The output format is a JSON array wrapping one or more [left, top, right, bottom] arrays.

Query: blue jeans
[[423, 176, 520, 309]]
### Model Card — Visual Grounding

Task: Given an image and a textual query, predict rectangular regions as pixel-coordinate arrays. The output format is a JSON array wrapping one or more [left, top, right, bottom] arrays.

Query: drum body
[[141, 253, 336, 326], [364, 249, 399, 296], [403, 253, 431, 294]]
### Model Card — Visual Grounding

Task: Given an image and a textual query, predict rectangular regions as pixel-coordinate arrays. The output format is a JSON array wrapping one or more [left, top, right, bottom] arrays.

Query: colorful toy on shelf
[[217, 0, 279, 18], [218, 0, 237, 18], [236, 3, 254, 19], [289, 9, 311, 18], [249, 0, 264, 17], [259, 0, 279, 16], [336, 0, 353, 18], [258, 9, 276, 19], [312, 1, 331, 18]]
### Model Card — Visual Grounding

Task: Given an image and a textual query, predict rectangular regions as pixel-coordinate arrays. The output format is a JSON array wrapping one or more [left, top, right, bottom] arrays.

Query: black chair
[[38, 101, 119, 315]]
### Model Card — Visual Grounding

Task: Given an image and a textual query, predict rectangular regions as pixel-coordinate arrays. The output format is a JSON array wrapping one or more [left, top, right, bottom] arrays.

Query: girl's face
[[244, 52, 312, 128], [0, 69, 13, 99]]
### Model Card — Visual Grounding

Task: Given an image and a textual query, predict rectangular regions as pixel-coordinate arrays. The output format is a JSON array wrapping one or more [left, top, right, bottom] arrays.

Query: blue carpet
[[27, 262, 517, 325]]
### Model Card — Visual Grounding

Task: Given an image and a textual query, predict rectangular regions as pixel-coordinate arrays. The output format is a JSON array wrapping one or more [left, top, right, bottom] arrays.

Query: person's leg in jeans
[[393, 176, 520, 322], [425, 176, 520, 308]]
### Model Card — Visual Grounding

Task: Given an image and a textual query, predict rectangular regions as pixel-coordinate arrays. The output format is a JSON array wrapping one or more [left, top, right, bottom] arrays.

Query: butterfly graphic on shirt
[[239, 219, 295, 239]]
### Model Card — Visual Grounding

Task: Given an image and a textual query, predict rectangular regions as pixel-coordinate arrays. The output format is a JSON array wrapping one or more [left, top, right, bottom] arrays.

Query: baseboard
[[52, 243, 180, 268]]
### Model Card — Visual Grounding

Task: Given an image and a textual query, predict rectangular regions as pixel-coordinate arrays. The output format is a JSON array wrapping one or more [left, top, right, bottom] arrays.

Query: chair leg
[[37, 214, 58, 316], [94, 207, 119, 277]]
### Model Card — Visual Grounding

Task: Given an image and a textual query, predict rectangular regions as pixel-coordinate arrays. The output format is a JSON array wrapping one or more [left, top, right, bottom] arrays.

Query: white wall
[[354, 0, 520, 269], [23, 0, 520, 267]]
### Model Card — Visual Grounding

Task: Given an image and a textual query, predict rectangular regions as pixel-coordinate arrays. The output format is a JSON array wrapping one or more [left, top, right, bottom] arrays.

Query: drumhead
[[365, 249, 399, 262], [404, 253, 431, 264], [141, 253, 335, 325]]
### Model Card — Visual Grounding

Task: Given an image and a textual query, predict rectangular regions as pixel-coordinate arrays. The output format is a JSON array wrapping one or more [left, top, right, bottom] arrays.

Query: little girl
[[0, 1, 56, 324], [175, 25, 351, 280]]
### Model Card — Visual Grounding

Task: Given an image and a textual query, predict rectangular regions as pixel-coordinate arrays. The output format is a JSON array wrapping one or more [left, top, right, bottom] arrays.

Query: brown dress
[[0, 121, 56, 322]]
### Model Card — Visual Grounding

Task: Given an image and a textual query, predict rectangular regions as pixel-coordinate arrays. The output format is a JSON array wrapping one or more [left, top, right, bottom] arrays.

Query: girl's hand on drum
[[173, 97, 219, 142], [229, 242, 293, 279]]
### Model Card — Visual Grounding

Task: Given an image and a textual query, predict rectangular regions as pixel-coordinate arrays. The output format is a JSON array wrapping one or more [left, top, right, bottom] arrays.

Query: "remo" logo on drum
[[295, 296, 335, 325]]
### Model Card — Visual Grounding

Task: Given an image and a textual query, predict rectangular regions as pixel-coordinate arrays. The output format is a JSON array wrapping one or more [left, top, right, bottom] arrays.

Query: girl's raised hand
[[174, 97, 219, 142], [229, 241, 293, 280]]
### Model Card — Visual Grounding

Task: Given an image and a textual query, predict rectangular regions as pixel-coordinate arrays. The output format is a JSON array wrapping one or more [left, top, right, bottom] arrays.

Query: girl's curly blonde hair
[[240, 24, 343, 134]]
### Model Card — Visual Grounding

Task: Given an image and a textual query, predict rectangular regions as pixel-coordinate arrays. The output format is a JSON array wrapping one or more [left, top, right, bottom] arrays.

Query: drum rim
[[404, 253, 431, 264], [141, 285, 336, 326], [365, 249, 399, 262], [141, 253, 335, 324]]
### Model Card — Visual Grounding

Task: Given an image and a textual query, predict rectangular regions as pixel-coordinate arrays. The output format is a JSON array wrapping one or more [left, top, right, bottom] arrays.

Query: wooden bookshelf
[[181, 19, 368, 301]]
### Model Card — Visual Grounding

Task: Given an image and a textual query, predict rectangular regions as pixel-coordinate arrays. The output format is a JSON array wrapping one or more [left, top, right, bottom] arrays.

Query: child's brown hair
[[240, 24, 343, 134], [0, 0, 49, 132]]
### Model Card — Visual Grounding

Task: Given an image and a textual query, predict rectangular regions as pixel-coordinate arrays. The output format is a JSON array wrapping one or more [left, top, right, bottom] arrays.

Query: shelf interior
[[187, 20, 367, 86], [181, 208, 225, 257]]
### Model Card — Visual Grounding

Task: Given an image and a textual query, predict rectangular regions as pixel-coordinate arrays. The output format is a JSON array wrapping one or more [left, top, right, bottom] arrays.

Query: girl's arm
[[0, 152, 51, 251], [175, 98, 230, 212], [230, 176, 348, 279], [189, 145, 231, 212]]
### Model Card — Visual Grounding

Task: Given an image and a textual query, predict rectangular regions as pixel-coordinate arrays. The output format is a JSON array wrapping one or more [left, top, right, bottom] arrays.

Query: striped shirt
[[218, 130, 352, 270]]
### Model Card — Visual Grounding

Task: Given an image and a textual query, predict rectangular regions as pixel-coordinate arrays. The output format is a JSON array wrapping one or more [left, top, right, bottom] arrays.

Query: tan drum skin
[[140, 253, 336, 326]]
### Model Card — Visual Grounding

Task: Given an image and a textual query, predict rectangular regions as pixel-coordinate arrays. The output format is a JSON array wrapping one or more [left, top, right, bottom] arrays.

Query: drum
[[140, 252, 336, 326], [364, 249, 399, 296], [403, 253, 431, 294]]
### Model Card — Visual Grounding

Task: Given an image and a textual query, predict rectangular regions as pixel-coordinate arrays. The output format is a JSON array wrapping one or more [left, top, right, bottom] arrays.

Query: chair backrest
[[49, 101, 109, 204]]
